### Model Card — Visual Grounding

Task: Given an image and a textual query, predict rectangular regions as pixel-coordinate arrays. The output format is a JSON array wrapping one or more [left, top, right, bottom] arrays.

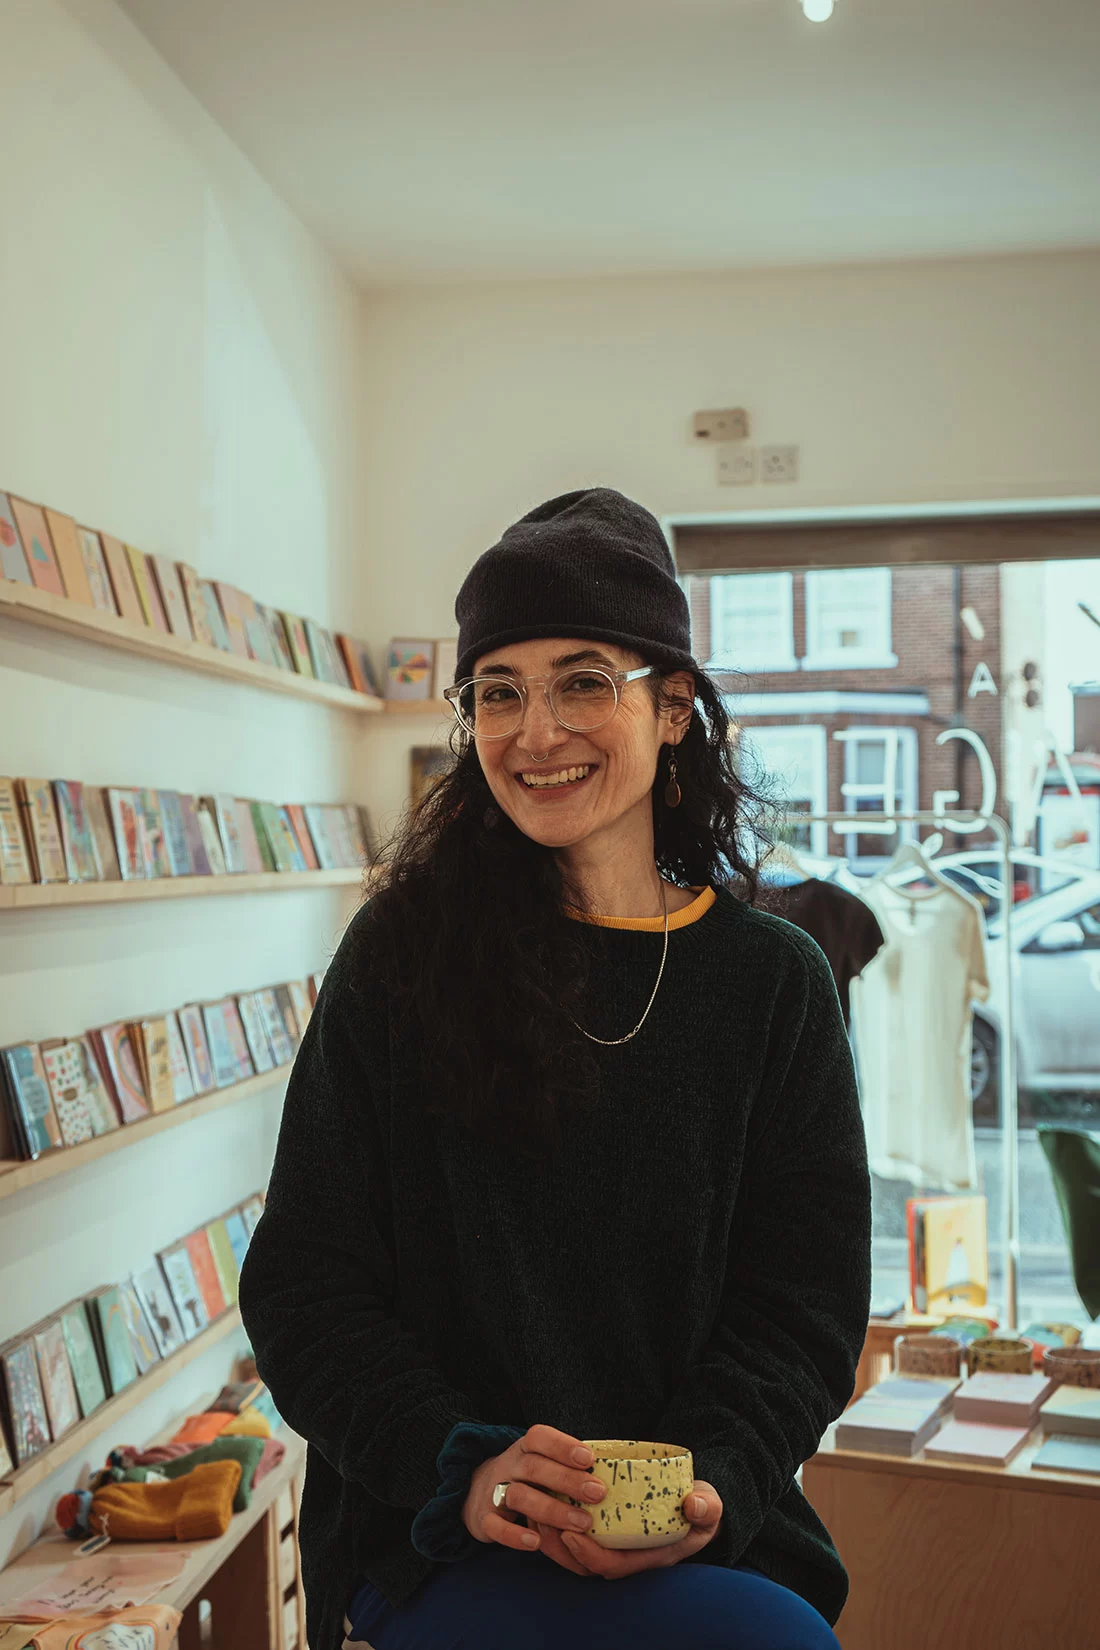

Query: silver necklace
[[571, 879, 669, 1046]]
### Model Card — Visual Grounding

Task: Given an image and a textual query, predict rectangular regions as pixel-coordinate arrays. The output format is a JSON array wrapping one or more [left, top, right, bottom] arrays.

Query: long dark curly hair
[[365, 663, 774, 1162]]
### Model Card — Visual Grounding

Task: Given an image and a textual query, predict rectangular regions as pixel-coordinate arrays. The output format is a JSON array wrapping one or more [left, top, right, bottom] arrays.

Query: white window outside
[[835, 726, 919, 864], [707, 572, 797, 673], [738, 723, 829, 857], [803, 568, 898, 670]]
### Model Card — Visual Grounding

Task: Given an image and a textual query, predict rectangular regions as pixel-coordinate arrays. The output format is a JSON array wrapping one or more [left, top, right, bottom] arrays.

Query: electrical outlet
[[694, 407, 750, 442], [717, 445, 756, 486], [759, 444, 799, 484]]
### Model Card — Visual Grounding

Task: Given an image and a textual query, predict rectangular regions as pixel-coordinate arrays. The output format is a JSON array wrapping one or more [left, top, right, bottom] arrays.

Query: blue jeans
[[345, 1545, 841, 1649]]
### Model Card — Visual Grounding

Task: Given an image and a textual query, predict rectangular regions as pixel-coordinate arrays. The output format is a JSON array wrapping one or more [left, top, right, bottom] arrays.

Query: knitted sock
[[171, 1412, 232, 1448], [143, 1436, 266, 1510], [220, 1408, 270, 1439], [90, 1460, 242, 1541], [253, 1436, 286, 1487]]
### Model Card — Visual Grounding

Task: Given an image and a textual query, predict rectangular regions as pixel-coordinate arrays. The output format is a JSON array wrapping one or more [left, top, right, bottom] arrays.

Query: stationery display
[[922, 1419, 1031, 1467], [952, 1371, 1055, 1428], [0, 1195, 264, 1470], [0, 970, 321, 1165], [0, 487, 381, 698], [1037, 1386, 1100, 1437]]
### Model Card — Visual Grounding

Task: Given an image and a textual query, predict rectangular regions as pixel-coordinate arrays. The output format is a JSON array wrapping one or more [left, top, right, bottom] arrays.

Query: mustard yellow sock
[[91, 1460, 242, 1542]]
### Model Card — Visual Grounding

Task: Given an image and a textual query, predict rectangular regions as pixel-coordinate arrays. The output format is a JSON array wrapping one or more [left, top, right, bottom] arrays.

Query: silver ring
[[491, 1481, 510, 1510]]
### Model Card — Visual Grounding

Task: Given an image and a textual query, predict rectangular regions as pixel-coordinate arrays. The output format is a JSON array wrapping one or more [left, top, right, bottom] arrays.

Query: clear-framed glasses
[[443, 665, 655, 740]]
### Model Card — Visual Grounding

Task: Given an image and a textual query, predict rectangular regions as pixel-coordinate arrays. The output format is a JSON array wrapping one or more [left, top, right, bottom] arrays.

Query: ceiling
[[116, 0, 1100, 285]]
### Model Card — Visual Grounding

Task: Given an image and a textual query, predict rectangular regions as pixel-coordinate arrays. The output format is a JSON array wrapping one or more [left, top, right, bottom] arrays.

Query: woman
[[239, 488, 871, 1650]]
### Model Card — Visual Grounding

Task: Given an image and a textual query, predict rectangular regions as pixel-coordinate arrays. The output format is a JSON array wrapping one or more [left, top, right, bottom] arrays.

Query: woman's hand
[[536, 1481, 724, 1580], [462, 1424, 610, 1574]]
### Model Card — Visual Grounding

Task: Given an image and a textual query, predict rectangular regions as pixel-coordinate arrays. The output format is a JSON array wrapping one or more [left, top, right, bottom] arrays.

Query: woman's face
[[471, 636, 692, 852]]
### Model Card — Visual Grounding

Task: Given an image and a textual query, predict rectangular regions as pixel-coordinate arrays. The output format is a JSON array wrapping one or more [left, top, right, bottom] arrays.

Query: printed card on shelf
[[255, 989, 295, 1066], [118, 1279, 162, 1376], [259, 603, 296, 671], [273, 985, 302, 1047], [284, 804, 319, 870], [163, 1012, 195, 1103], [201, 1003, 240, 1090], [53, 780, 104, 883], [138, 791, 172, 878], [82, 787, 121, 880], [178, 562, 215, 646], [94, 1023, 151, 1124], [233, 800, 265, 873], [43, 509, 94, 607], [287, 980, 313, 1037], [0, 492, 32, 583], [157, 791, 193, 876], [106, 789, 148, 882], [223, 1209, 250, 1273], [157, 1243, 209, 1340], [195, 798, 229, 875], [177, 1004, 215, 1095], [124, 546, 169, 632], [205, 1218, 240, 1306], [86, 1286, 138, 1397], [99, 533, 146, 625], [8, 498, 65, 597], [149, 554, 193, 641], [0, 778, 33, 885], [236, 993, 275, 1074], [220, 999, 255, 1083], [0, 1417, 11, 1478], [32, 1605, 183, 1646], [302, 804, 337, 870], [198, 579, 233, 652], [15, 779, 68, 883], [212, 583, 250, 659], [4, 1551, 186, 1619], [77, 526, 118, 614], [31, 1317, 81, 1442], [210, 795, 246, 874], [138, 1017, 176, 1113], [184, 1228, 227, 1322], [60, 1300, 107, 1417], [131, 1262, 185, 1359], [386, 637, 435, 701], [0, 1044, 64, 1158], [280, 613, 314, 677], [237, 591, 277, 667], [177, 794, 212, 876], [0, 1336, 52, 1465], [40, 1039, 99, 1146]]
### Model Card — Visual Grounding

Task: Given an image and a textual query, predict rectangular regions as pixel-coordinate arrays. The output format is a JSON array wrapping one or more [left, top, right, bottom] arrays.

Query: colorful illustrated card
[[87, 1288, 138, 1397], [118, 1280, 161, 1376], [99, 533, 146, 626], [32, 1317, 80, 1442], [131, 1262, 185, 1359], [77, 527, 118, 614], [236, 993, 275, 1074], [60, 1301, 107, 1417], [8, 498, 64, 597], [0, 1337, 52, 1464], [386, 637, 435, 701], [106, 789, 147, 881], [0, 777, 33, 884], [54, 780, 103, 883], [0, 492, 32, 583], [163, 1012, 195, 1103], [1, 1044, 63, 1157], [184, 1228, 227, 1321], [177, 1005, 215, 1095], [95, 1023, 150, 1124], [157, 1245, 208, 1340], [17, 778, 68, 882], [255, 989, 295, 1066]]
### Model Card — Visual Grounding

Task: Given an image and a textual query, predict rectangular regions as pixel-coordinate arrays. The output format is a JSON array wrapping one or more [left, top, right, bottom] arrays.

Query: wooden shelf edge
[[0, 1067, 290, 1204], [0, 866, 364, 911], [0, 1308, 244, 1518], [384, 698, 452, 716], [0, 580, 384, 715]]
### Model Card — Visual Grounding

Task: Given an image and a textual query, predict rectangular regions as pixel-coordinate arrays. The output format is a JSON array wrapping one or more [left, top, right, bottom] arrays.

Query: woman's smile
[[515, 763, 598, 795]]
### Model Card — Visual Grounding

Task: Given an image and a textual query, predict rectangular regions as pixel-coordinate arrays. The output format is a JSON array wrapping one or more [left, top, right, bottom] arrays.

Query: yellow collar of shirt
[[565, 885, 716, 932]]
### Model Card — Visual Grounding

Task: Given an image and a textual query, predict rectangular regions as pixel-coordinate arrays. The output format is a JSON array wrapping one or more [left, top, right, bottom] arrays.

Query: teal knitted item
[[409, 1423, 524, 1561], [147, 1436, 266, 1511]]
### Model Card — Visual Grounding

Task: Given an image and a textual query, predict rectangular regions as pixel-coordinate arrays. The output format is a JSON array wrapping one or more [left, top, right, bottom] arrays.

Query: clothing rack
[[772, 809, 1019, 1330]]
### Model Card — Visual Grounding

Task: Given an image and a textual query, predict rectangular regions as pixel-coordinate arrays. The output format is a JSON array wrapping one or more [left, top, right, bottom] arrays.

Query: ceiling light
[[802, 0, 835, 20]]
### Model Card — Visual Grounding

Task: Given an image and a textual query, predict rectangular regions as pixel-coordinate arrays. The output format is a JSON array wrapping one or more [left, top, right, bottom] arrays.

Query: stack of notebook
[[1038, 1385, 1100, 1437], [835, 1375, 959, 1457]]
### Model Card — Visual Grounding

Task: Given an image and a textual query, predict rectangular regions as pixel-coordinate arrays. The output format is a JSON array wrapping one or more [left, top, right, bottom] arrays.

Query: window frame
[[705, 571, 798, 674], [802, 566, 899, 671], [835, 724, 919, 864], [738, 721, 829, 858]]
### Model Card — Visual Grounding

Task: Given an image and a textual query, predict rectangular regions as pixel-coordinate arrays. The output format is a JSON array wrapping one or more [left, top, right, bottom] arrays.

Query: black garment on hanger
[[765, 879, 885, 1029]]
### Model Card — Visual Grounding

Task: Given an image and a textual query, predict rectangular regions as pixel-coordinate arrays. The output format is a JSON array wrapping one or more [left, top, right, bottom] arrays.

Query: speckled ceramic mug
[[546, 1440, 695, 1550], [1042, 1347, 1100, 1388], [966, 1336, 1034, 1375], [894, 1334, 963, 1378]]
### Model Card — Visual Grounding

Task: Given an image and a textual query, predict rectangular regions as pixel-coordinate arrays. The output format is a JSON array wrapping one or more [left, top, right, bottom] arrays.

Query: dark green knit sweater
[[239, 885, 871, 1650]]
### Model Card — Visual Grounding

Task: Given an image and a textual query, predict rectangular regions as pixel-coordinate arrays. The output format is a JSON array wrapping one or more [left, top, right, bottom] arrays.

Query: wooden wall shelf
[[384, 698, 451, 716], [0, 1066, 290, 1204], [0, 866, 363, 911], [0, 1308, 243, 1519], [0, 580, 384, 714]]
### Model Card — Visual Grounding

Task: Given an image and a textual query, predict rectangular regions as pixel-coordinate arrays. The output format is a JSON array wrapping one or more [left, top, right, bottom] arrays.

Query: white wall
[[358, 252, 1100, 824], [0, 0, 369, 1565]]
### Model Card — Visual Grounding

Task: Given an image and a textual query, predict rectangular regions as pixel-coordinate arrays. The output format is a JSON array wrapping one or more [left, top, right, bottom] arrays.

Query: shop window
[[737, 723, 828, 857], [836, 726, 918, 865], [706, 572, 797, 673], [803, 567, 898, 670]]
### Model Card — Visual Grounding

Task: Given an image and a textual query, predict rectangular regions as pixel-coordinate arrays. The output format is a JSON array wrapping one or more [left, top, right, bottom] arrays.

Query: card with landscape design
[[32, 1318, 80, 1442], [0, 1337, 52, 1464]]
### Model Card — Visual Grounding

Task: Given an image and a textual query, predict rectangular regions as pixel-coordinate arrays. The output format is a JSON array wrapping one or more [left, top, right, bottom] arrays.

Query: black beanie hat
[[454, 487, 697, 684]]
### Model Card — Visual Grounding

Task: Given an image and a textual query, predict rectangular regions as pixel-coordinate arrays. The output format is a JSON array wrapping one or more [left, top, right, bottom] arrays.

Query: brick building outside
[[683, 562, 1003, 869]]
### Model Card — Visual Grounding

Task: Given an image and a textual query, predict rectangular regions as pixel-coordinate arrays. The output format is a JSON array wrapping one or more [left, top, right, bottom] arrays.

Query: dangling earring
[[664, 748, 681, 809]]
